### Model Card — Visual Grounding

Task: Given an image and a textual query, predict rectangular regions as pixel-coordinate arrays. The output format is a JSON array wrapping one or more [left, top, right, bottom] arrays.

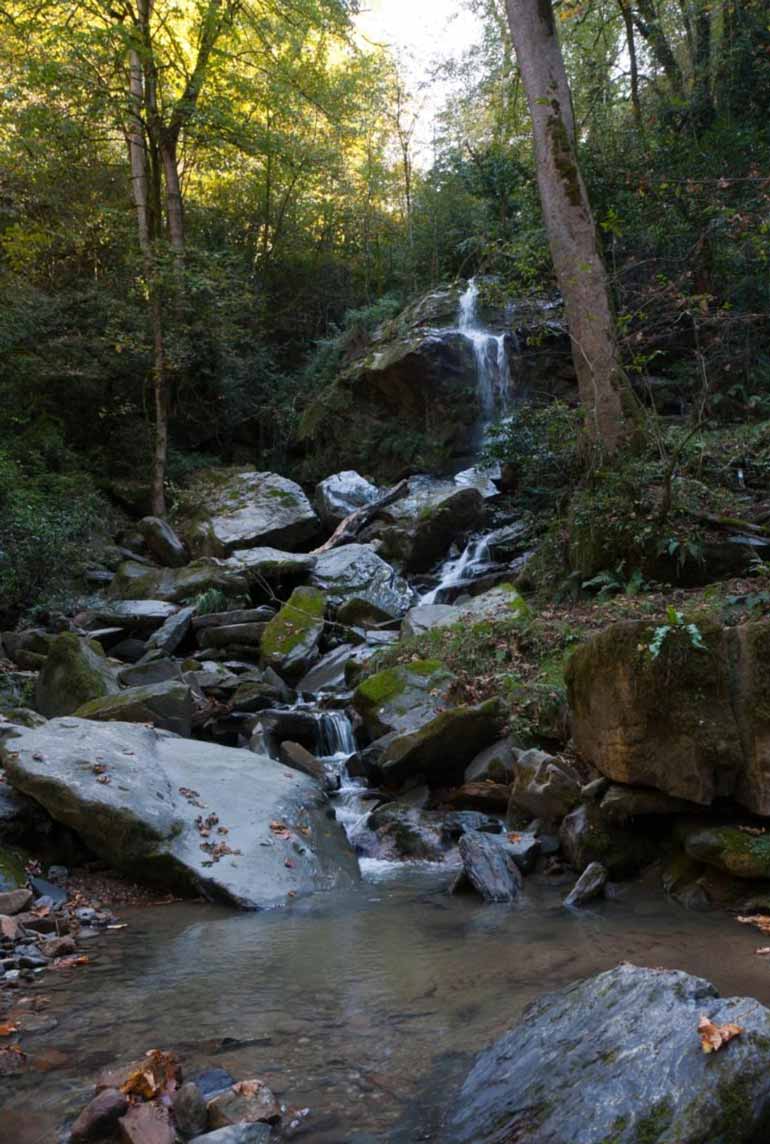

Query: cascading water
[[420, 534, 492, 606], [458, 277, 513, 424], [316, 709, 371, 849]]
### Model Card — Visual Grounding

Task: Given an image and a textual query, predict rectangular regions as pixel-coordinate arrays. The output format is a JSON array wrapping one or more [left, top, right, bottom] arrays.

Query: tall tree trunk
[[633, 0, 686, 97], [160, 131, 185, 258], [505, 0, 626, 453], [618, 0, 643, 126]]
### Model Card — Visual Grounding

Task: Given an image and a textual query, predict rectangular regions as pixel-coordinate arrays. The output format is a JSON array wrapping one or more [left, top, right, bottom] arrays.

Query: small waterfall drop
[[458, 277, 512, 422], [318, 710, 356, 758], [420, 534, 492, 605]]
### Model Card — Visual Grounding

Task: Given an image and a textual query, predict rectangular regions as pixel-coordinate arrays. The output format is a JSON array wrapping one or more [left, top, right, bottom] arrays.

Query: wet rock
[[454, 830, 523, 902], [207, 1079, 281, 1128], [364, 803, 446, 861], [310, 544, 413, 620], [173, 1081, 209, 1139], [118, 1102, 175, 1144], [441, 811, 503, 841], [139, 516, 189, 567], [145, 606, 195, 656], [563, 860, 608, 907], [251, 708, 319, 758], [503, 831, 540, 873], [189, 1126, 271, 1144], [260, 586, 326, 680], [118, 658, 182, 688], [183, 469, 319, 556], [297, 644, 354, 694], [447, 782, 511, 813], [191, 1068, 236, 1100], [559, 803, 655, 877], [35, 633, 119, 718], [75, 680, 194, 737], [508, 749, 581, 826], [0, 888, 32, 915], [389, 486, 486, 574], [70, 1086, 129, 1142], [316, 471, 381, 528], [40, 934, 76, 958], [401, 603, 462, 637], [1, 718, 359, 909], [198, 623, 267, 651], [443, 963, 770, 1144], [378, 699, 504, 786], [353, 660, 454, 739], [83, 599, 180, 632], [280, 741, 328, 785], [678, 821, 770, 880], [465, 739, 516, 784]]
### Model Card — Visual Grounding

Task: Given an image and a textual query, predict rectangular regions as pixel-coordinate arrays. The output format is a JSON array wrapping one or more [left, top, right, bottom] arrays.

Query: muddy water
[[3, 866, 769, 1144]]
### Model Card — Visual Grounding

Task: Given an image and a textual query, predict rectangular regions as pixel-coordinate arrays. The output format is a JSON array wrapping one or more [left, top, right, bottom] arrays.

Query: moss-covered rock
[[108, 558, 249, 604], [559, 803, 657, 877], [379, 698, 504, 786], [678, 821, 770, 880], [35, 633, 119, 718], [76, 680, 193, 737], [0, 845, 26, 892], [261, 586, 326, 680], [353, 659, 453, 738]]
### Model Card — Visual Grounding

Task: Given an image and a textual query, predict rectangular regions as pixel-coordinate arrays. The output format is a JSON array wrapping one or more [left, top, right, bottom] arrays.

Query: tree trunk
[[505, 0, 626, 453], [618, 0, 643, 126], [160, 131, 185, 258], [633, 0, 686, 97]]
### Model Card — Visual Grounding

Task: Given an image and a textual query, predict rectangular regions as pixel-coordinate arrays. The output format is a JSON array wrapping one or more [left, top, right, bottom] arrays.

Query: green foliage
[[188, 587, 229, 616], [648, 606, 706, 660], [484, 401, 581, 511]]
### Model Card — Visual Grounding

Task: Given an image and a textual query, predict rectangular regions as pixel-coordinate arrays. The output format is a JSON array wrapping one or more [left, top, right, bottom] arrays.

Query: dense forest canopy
[[1, 0, 769, 611]]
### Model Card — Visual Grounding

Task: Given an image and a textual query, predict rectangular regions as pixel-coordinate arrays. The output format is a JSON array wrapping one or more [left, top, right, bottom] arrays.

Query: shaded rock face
[[454, 831, 524, 902], [138, 516, 188, 567], [260, 586, 325, 680], [508, 749, 580, 826], [374, 479, 486, 573], [310, 544, 413, 620], [315, 471, 381, 528], [182, 469, 320, 557], [75, 680, 194, 737], [35, 633, 119, 718], [559, 803, 655, 877], [0, 719, 359, 908], [443, 963, 770, 1144], [678, 820, 770, 880], [567, 618, 770, 815]]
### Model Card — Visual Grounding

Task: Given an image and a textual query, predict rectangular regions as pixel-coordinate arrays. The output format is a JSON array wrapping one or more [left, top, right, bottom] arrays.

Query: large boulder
[[454, 831, 524, 903], [376, 698, 504, 786], [507, 748, 581, 826], [0, 719, 359, 908], [677, 821, 770, 880], [75, 680, 194, 737], [182, 469, 319, 556], [443, 963, 770, 1144], [35, 634, 119, 718], [315, 471, 381, 528], [310, 544, 413, 620], [353, 660, 454, 738], [260, 586, 326, 680], [559, 803, 655, 876], [138, 516, 189, 567], [567, 618, 770, 815], [107, 559, 249, 604], [376, 479, 486, 573]]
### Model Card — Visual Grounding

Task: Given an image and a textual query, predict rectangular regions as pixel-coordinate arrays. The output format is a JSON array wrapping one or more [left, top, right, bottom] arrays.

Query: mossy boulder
[[353, 659, 454, 739], [181, 469, 320, 557], [559, 803, 657, 877], [35, 633, 119, 718], [0, 845, 26, 891], [310, 543, 413, 620], [138, 516, 188, 567], [108, 558, 249, 603], [678, 821, 770, 880], [76, 680, 193, 737], [378, 698, 504, 786], [386, 486, 486, 574], [260, 586, 326, 680]]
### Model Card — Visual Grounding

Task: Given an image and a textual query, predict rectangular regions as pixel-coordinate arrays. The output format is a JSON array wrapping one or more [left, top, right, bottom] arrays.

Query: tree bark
[[618, 0, 643, 126], [504, 0, 627, 453]]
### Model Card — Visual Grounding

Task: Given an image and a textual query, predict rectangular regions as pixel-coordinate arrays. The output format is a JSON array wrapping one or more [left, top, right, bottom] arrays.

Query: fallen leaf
[[52, 955, 90, 970], [507, 832, 522, 843], [698, 1014, 743, 1053], [737, 915, 770, 934], [0, 1024, 18, 1036], [120, 1049, 179, 1100]]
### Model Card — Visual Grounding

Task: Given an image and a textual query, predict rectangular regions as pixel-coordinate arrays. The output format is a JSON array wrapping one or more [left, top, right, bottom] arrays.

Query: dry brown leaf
[[52, 955, 90, 970], [737, 914, 770, 934], [697, 1014, 743, 1053], [120, 1049, 179, 1100], [0, 1024, 18, 1036]]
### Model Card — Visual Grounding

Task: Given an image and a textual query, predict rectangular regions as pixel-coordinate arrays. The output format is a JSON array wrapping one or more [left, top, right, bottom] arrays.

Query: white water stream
[[458, 277, 513, 421]]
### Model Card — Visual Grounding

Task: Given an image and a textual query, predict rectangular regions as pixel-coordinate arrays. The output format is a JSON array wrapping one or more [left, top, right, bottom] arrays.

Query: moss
[[0, 844, 27, 891], [261, 586, 326, 660], [634, 1099, 673, 1144], [601, 1116, 628, 1144], [266, 487, 299, 506], [355, 667, 406, 708], [409, 658, 444, 676]]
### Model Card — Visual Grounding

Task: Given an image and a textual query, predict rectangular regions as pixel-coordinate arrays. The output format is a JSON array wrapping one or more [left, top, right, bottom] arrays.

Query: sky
[[354, 0, 483, 158]]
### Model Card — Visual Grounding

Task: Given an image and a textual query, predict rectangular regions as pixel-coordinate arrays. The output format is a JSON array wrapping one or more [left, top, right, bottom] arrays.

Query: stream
[[3, 280, 767, 1143]]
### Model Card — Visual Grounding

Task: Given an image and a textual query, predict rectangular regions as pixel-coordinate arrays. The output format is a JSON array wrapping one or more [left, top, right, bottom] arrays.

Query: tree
[[504, 0, 627, 454]]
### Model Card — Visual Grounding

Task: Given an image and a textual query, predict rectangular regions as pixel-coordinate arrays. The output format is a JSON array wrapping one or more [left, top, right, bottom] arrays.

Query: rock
[[70, 1087, 129, 1142], [224, 547, 316, 584], [35, 634, 119, 718], [401, 604, 462, 637], [389, 485, 486, 574], [260, 586, 326, 680], [192, 608, 275, 631], [118, 1102, 175, 1144], [40, 934, 76, 958], [559, 803, 655, 877], [118, 658, 182, 688], [446, 782, 511, 813], [599, 782, 696, 823], [364, 803, 446, 862], [501, 831, 540, 873], [2, 719, 358, 908], [316, 471, 381, 527], [251, 708, 319, 758], [563, 860, 608, 907], [198, 623, 267, 651], [183, 469, 319, 556], [172, 1081, 209, 1138], [75, 681, 194, 737], [207, 1079, 281, 1128], [566, 618, 748, 808], [465, 739, 516, 784], [0, 845, 26, 892], [83, 600, 180, 632], [508, 749, 581, 826], [310, 544, 413, 620], [353, 660, 454, 738], [678, 821, 770, 880], [0, 914, 21, 940], [138, 516, 189, 567], [109, 637, 150, 663], [29, 874, 68, 903], [280, 741, 328, 785], [145, 606, 195, 656], [297, 645, 354, 694], [107, 560, 249, 605], [0, 888, 32, 915], [443, 963, 770, 1144], [189, 1126, 271, 1144], [454, 831, 524, 902], [378, 699, 504, 786], [441, 811, 503, 840], [191, 1068, 236, 1100]]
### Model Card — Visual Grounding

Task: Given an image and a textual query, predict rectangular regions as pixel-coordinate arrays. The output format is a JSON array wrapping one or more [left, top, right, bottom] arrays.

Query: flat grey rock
[[1, 719, 359, 909]]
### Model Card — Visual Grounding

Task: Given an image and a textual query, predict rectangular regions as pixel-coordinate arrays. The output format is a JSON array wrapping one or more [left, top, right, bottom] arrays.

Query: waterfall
[[458, 278, 511, 422], [420, 534, 492, 605], [318, 710, 356, 758]]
